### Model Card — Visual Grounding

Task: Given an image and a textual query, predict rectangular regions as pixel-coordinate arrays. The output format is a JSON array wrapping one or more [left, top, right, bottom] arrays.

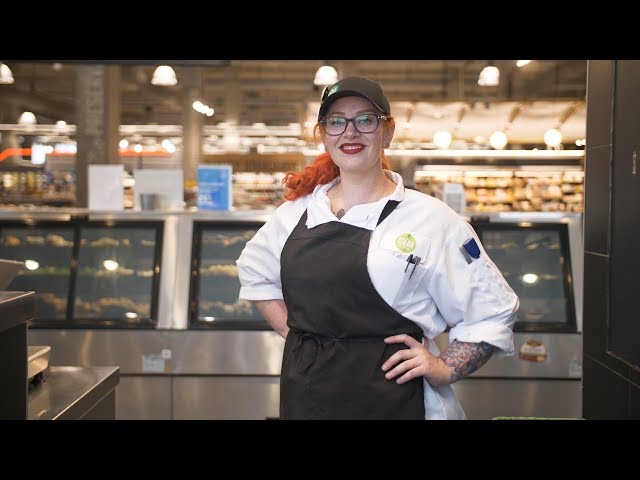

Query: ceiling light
[[151, 65, 177, 86], [0, 63, 14, 84], [544, 128, 563, 148], [489, 131, 508, 150], [516, 60, 531, 68], [433, 130, 452, 149], [478, 66, 500, 86], [18, 111, 37, 125], [314, 65, 338, 87]]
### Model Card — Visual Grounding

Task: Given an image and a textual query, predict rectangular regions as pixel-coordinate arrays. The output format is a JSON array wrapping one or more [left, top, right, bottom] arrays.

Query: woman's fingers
[[384, 334, 421, 348], [381, 347, 413, 373], [382, 335, 431, 384]]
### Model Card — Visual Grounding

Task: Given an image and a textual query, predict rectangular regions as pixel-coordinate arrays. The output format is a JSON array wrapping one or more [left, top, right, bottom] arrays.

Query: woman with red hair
[[237, 76, 518, 420]]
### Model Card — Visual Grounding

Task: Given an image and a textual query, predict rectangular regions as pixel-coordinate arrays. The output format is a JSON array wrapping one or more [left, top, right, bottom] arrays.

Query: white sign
[[88, 164, 124, 211]]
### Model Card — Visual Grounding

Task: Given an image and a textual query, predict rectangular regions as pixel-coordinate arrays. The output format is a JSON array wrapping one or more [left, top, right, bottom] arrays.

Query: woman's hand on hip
[[381, 334, 451, 387]]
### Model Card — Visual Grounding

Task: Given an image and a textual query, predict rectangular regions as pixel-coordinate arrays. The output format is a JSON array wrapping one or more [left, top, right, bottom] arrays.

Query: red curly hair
[[283, 118, 394, 201]]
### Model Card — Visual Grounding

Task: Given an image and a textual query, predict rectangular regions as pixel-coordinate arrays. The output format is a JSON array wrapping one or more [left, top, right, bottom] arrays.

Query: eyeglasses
[[320, 114, 388, 136]]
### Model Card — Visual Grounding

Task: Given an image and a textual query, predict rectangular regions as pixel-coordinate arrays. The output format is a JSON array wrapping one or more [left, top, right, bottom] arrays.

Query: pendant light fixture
[[478, 63, 500, 86], [489, 130, 508, 150], [151, 65, 178, 86], [314, 65, 338, 87], [544, 128, 563, 148], [18, 111, 37, 125], [0, 62, 14, 84], [433, 130, 453, 149]]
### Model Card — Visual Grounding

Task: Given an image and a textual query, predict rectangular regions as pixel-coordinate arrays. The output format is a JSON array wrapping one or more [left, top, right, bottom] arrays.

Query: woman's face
[[321, 96, 394, 175]]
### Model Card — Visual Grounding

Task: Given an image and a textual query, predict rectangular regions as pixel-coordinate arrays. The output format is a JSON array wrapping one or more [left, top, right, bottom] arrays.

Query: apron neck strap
[[377, 200, 400, 226]]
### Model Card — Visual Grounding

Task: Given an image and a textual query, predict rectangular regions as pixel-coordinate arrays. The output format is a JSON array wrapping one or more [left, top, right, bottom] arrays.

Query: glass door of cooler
[[73, 222, 163, 327], [189, 221, 266, 328], [0, 222, 75, 324], [472, 221, 577, 332]]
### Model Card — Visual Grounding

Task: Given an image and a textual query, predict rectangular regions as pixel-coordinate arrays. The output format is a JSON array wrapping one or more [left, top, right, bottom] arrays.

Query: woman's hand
[[382, 335, 496, 387], [382, 334, 451, 387]]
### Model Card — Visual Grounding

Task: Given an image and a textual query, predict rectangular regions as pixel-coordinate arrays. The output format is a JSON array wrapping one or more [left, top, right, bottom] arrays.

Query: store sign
[[198, 164, 232, 210]]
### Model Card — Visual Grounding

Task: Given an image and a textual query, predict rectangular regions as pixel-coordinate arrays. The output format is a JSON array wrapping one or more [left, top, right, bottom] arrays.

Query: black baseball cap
[[317, 76, 391, 121]]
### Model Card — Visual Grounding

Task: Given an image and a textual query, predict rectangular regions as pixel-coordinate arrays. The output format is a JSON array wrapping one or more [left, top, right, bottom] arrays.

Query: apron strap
[[377, 200, 400, 226]]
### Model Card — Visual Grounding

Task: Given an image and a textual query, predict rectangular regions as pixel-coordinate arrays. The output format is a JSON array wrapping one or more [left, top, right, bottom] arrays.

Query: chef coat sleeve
[[427, 222, 519, 357], [236, 202, 298, 301]]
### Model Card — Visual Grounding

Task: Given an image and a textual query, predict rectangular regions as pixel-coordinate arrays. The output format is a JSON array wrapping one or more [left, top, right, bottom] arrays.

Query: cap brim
[[318, 90, 387, 120]]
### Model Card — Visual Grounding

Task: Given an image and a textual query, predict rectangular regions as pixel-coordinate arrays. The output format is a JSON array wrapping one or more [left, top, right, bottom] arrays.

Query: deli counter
[[0, 208, 583, 420]]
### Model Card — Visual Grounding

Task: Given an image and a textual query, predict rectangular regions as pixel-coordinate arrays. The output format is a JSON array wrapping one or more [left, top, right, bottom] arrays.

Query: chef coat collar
[[306, 170, 405, 230]]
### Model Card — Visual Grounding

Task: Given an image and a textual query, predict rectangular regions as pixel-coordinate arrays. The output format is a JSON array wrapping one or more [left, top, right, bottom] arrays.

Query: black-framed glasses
[[320, 114, 388, 136]]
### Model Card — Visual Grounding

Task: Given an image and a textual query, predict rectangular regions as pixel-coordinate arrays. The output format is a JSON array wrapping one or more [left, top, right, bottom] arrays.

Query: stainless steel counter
[[0, 290, 34, 419], [0, 290, 34, 332], [28, 366, 120, 420]]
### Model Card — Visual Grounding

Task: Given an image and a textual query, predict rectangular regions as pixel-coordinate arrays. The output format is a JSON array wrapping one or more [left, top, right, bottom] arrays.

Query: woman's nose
[[343, 119, 360, 136]]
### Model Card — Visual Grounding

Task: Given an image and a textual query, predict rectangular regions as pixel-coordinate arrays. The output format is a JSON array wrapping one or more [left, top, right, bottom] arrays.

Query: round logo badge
[[327, 84, 340, 96], [395, 233, 416, 253]]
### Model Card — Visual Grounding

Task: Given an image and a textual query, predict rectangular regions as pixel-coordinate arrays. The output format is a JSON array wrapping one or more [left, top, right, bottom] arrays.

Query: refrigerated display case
[[0, 217, 164, 328], [73, 222, 163, 327], [473, 220, 577, 333], [188, 221, 266, 328], [1, 222, 76, 322]]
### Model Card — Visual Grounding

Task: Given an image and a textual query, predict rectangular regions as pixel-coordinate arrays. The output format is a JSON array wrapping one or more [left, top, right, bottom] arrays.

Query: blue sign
[[197, 165, 232, 210]]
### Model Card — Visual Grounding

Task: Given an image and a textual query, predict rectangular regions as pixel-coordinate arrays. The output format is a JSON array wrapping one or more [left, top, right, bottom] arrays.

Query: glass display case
[[188, 221, 266, 328], [73, 222, 163, 326], [0, 219, 164, 328], [0, 222, 75, 321], [471, 220, 577, 332]]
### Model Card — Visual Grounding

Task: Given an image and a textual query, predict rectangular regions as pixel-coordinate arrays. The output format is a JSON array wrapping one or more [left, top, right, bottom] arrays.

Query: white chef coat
[[236, 171, 519, 420]]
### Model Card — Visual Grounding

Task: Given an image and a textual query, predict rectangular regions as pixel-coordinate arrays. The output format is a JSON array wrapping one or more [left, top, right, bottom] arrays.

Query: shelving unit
[[415, 166, 584, 213]]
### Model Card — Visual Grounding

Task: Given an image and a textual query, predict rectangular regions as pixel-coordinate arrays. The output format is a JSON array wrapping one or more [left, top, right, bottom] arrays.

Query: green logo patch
[[327, 84, 340, 96], [395, 233, 416, 253]]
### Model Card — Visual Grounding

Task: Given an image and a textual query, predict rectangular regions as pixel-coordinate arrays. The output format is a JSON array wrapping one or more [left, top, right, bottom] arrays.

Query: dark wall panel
[[586, 61, 614, 149], [583, 60, 639, 419], [583, 355, 628, 419], [609, 61, 640, 369]]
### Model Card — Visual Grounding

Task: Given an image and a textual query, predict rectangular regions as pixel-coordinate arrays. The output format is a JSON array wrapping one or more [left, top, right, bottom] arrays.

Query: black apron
[[279, 200, 425, 420]]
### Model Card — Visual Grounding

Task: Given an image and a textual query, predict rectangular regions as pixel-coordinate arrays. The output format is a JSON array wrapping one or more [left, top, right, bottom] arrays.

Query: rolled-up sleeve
[[428, 223, 519, 356], [236, 217, 285, 301]]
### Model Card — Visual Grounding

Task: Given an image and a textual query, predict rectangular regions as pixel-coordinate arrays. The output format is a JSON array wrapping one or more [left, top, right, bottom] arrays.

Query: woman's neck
[[328, 170, 396, 216]]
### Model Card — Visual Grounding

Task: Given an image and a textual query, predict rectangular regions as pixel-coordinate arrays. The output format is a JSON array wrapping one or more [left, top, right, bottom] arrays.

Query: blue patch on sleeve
[[462, 238, 481, 262]]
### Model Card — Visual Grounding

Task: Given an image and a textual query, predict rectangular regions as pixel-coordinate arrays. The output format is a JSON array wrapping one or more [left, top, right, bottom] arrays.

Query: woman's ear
[[384, 122, 395, 148]]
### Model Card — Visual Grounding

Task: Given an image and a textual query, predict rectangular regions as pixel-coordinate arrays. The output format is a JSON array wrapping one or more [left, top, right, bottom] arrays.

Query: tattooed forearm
[[439, 340, 495, 383]]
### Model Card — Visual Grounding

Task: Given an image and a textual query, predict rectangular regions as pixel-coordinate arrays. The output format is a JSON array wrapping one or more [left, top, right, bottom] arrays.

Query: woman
[[236, 76, 519, 419]]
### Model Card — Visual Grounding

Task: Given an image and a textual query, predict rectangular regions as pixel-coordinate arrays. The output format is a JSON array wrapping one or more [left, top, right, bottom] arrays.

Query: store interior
[[0, 60, 590, 420]]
